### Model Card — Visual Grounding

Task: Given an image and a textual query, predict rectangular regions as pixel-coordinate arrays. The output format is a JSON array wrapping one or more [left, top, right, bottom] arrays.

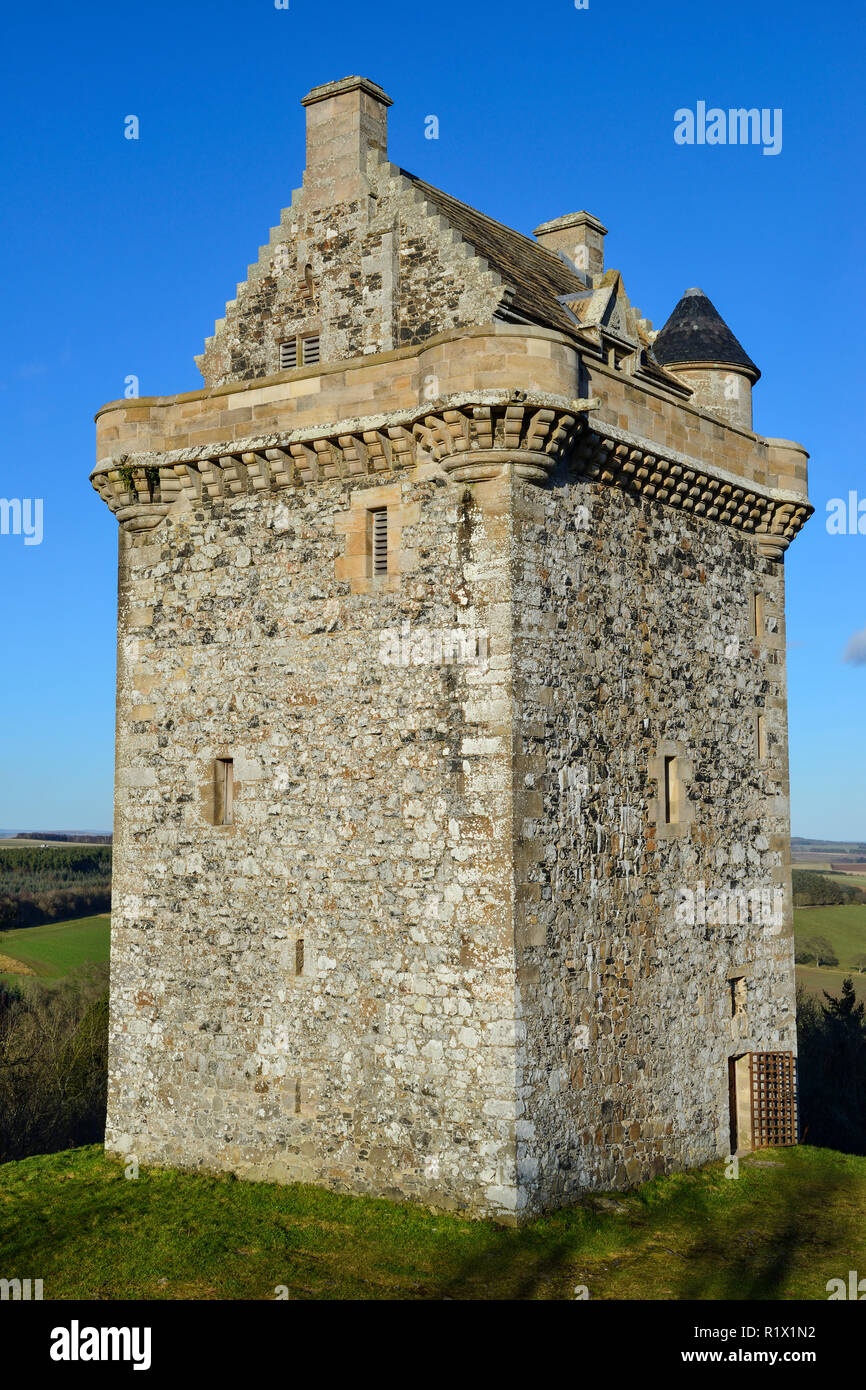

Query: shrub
[[801, 935, 839, 968], [797, 978, 866, 1155], [0, 962, 109, 1163]]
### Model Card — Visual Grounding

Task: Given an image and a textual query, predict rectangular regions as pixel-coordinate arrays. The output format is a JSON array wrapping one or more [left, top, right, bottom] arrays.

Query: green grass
[[0, 915, 110, 982], [794, 903, 866, 970], [0, 1144, 863, 1300]]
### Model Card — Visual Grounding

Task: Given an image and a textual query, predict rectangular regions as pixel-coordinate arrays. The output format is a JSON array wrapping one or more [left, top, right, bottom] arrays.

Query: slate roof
[[653, 288, 760, 380], [401, 170, 588, 336]]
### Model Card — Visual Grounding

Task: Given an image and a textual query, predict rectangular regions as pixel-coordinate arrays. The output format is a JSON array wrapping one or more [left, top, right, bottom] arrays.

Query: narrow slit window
[[295, 938, 305, 976], [279, 340, 297, 370], [370, 507, 388, 576], [663, 755, 678, 824], [215, 758, 233, 826], [730, 976, 747, 1017], [304, 264, 314, 298], [752, 591, 764, 638], [756, 714, 768, 760], [302, 334, 320, 366]]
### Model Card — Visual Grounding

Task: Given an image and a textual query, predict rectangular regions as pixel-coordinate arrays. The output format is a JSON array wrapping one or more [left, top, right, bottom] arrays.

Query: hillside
[[797, 965, 866, 1005], [793, 872, 866, 1002], [0, 844, 111, 928], [0, 915, 110, 983], [795, 904, 866, 970], [0, 1144, 863, 1300], [792, 838, 866, 872]]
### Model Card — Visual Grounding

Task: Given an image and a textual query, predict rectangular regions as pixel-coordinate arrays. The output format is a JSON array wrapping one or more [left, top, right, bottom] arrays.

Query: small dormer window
[[279, 340, 298, 370]]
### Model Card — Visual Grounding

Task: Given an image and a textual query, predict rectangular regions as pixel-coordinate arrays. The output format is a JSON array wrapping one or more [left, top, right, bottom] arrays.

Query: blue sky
[[0, 0, 863, 837]]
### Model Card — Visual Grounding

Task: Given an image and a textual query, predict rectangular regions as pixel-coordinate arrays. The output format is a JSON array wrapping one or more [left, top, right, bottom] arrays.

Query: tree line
[[798, 979, 866, 1154], [792, 869, 866, 907], [15, 832, 112, 843], [0, 845, 111, 927]]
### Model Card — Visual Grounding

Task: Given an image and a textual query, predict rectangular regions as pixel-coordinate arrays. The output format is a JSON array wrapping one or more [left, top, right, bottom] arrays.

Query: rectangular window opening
[[302, 335, 320, 366], [730, 976, 747, 1018], [370, 507, 389, 576], [751, 591, 765, 638], [663, 755, 678, 825], [215, 757, 233, 826], [295, 938, 305, 976], [279, 340, 298, 371]]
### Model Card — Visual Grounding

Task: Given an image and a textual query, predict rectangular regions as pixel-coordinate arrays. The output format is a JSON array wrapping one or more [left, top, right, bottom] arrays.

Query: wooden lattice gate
[[729, 1051, 798, 1151], [748, 1051, 798, 1148]]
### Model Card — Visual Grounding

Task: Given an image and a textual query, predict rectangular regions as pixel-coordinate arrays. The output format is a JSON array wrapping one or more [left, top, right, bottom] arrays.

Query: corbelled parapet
[[91, 388, 812, 558], [573, 422, 812, 558], [90, 391, 599, 531]]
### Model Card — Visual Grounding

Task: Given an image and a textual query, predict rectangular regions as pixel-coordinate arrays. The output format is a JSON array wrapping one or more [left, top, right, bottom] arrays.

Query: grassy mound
[[1, 1144, 864, 1300]]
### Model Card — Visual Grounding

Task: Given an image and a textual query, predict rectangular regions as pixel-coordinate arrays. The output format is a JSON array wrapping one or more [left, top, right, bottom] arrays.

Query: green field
[[794, 902, 866, 971], [797, 965, 866, 1004], [0, 1143, 863, 1300], [821, 871, 866, 890], [0, 915, 110, 983]]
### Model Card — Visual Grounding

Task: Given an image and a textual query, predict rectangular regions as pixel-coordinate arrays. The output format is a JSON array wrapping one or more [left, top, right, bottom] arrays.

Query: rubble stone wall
[[510, 465, 797, 1211], [106, 464, 527, 1217]]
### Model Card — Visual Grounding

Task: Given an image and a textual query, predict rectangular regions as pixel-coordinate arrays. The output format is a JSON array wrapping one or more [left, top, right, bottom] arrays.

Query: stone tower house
[[92, 76, 811, 1219]]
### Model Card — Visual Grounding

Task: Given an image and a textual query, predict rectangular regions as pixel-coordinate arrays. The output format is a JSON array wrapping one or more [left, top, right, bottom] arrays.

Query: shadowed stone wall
[[510, 466, 796, 1213]]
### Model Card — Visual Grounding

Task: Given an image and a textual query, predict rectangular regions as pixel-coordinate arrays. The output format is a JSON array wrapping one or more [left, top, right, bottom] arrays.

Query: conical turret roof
[[653, 288, 760, 381]]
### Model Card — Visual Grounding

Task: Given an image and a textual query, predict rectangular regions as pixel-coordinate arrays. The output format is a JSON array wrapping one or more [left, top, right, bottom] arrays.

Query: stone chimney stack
[[534, 211, 608, 280], [301, 76, 393, 210]]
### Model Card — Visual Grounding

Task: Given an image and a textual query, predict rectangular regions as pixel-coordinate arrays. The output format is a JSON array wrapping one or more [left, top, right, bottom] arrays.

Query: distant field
[[821, 871, 866, 889], [0, 837, 111, 849], [796, 964, 866, 1004], [794, 903, 866, 971], [0, 915, 110, 983], [792, 839, 866, 854]]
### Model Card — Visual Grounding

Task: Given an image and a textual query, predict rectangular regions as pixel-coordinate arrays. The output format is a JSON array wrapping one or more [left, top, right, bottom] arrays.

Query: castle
[[92, 77, 811, 1219]]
